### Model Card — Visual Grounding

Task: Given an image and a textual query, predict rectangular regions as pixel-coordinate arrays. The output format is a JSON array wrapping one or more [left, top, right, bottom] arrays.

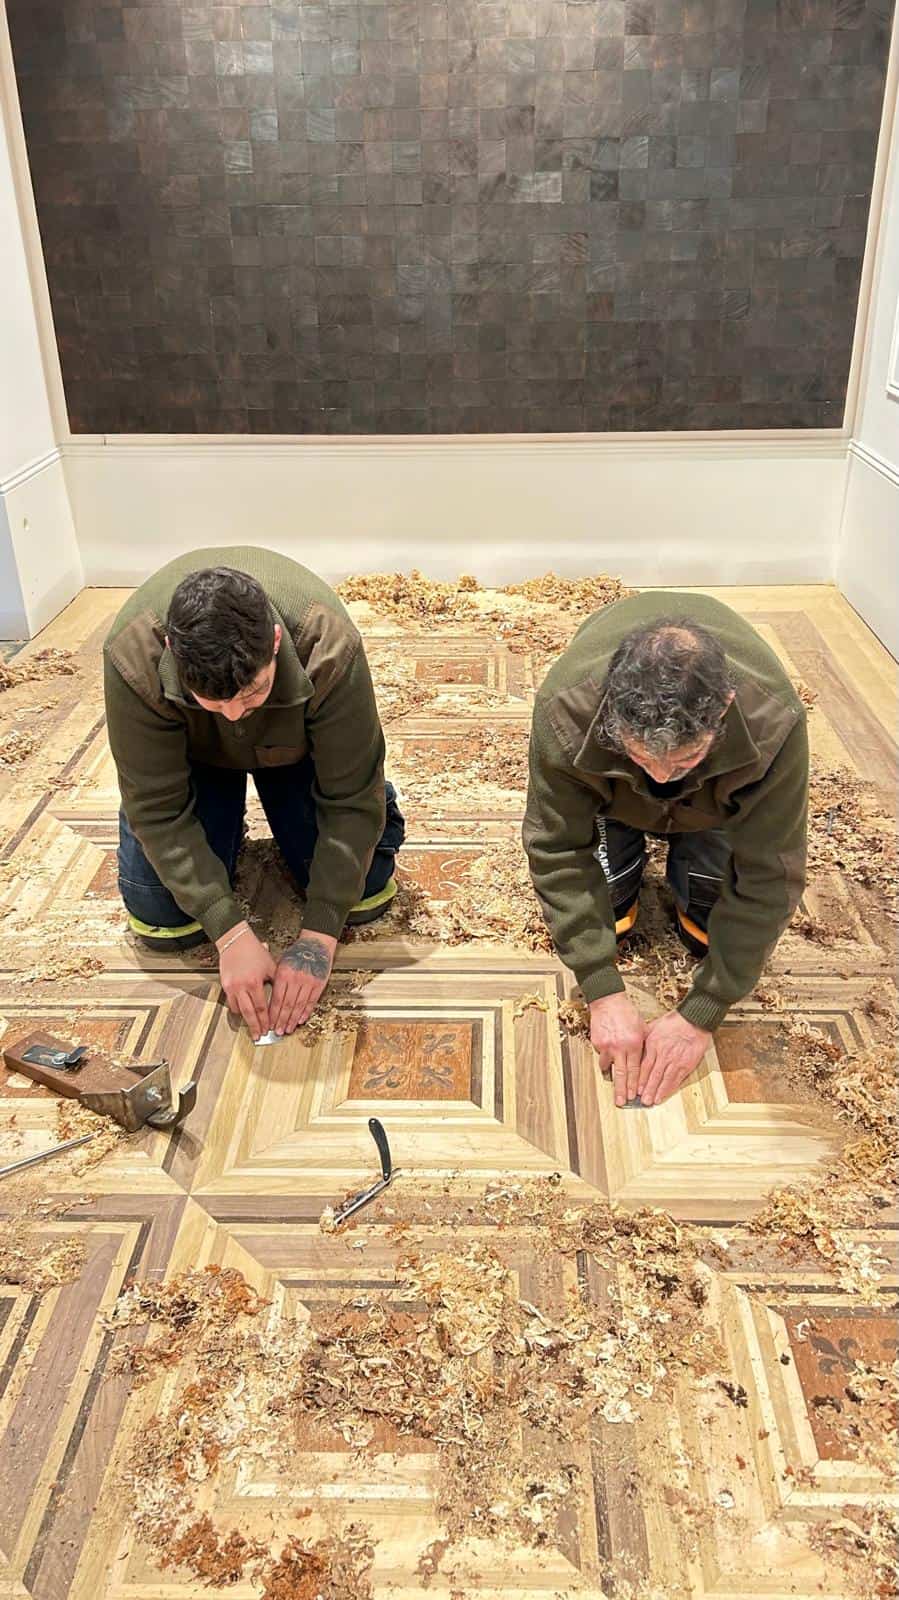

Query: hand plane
[[2, 1031, 197, 1133]]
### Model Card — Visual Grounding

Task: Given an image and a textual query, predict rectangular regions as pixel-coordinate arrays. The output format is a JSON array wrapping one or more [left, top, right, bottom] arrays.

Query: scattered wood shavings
[[810, 1503, 899, 1600], [259, 1525, 374, 1600], [749, 1187, 889, 1300], [14, 950, 104, 985], [807, 761, 898, 911], [114, 1264, 376, 1594], [0, 1101, 130, 1293], [0, 1209, 88, 1295], [0, 728, 38, 765], [297, 1195, 722, 1551], [108, 1263, 269, 1383], [367, 650, 439, 723], [340, 569, 632, 669], [390, 724, 529, 802], [748, 1001, 896, 1298], [416, 1538, 450, 1586], [161, 1517, 267, 1585], [351, 840, 552, 953], [513, 991, 549, 1019], [0, 648, 77, 693]]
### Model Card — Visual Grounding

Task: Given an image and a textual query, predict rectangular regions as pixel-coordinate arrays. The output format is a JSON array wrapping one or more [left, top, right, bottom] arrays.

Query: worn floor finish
[[0, 582, 895, 1598]]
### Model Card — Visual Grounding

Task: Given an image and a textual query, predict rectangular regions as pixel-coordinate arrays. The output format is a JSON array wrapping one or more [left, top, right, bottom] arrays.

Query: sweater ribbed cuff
[[578, 965, 626, 1004], [678, 989, 730, 1033], [203, 894, 247, 944], [302, 898, 348, 939]]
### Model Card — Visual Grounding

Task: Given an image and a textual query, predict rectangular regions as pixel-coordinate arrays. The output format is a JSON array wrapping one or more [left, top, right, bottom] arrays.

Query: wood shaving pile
[[340, 569, 633, 668], [0, 1198, 89, 1294], [339, 569, 483, 622], [0, 1099, 130, 1293], [0, 647, 77, 693], [350, 841, 552, 953], [105, 1188, 727, 1583], [807, 761, 898, 911], [501, 572, 633, 611], [295, 973, 374, 1044], [748, 1001, 896, 1298], [810, 1502, 898, 1600], [0, 728, 38, 766], [14, 949, 105, 985], [258, 1526, 374, 1600]]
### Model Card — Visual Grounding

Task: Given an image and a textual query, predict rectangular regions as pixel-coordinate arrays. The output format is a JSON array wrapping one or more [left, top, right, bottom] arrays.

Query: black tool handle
[[368, 1117, 392, 1182]]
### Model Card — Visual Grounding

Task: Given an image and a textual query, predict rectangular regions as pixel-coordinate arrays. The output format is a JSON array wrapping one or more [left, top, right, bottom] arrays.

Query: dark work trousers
[[117, 758, 406, 929], [594, 815, 731, 935]]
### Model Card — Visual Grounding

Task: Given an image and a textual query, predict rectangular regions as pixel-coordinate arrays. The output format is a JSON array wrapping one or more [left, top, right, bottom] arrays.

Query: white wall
[[0, 7, 81, 639], [837, 29, 899, 658], [64, 435, 845, 591]]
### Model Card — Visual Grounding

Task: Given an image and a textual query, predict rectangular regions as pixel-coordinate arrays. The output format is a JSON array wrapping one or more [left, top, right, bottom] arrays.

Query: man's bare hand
[[637, 1011, 712, 1106], [270, 931, 337, 1036], [217, 923, 276, 1041], [589, 993, 647, 1108]]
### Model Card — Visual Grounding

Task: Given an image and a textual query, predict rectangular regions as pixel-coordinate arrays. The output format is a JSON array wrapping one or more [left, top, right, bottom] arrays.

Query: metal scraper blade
[[254, 1030, 282, 1047]]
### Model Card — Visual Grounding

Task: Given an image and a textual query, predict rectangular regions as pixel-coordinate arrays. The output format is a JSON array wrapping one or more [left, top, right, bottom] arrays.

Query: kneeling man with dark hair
[[524, 592, 808, 1109], [104, 547, 404, 1040]]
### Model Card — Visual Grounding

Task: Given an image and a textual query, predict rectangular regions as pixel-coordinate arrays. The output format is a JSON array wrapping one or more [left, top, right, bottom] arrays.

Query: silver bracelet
[[219, 924, 249, 954]]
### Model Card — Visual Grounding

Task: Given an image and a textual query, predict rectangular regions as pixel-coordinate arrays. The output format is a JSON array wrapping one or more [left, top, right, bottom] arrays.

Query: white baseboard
[[0, 449, 82, 637], [61, 434, 847, 590]]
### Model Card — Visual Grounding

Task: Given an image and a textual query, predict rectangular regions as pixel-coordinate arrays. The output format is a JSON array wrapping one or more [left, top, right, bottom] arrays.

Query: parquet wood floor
[[0, 581, 895, 1599]]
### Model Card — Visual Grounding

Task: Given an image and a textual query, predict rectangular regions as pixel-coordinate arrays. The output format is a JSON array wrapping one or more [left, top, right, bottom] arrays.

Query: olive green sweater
[[103, 547, 386, 944], [523, 592, 809, 1032]]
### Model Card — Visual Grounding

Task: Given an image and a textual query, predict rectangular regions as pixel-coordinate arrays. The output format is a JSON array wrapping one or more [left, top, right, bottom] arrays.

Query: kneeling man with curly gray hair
[[524, 592, 809, 1109]]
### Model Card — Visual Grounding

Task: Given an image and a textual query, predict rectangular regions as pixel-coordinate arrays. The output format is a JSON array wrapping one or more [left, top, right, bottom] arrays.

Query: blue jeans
[[117, 759, 405, 929]]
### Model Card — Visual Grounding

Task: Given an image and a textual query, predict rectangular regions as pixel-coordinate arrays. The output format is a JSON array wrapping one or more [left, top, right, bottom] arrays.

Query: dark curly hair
[[166, 567, 275, 701], [597, 617, 735, 758]]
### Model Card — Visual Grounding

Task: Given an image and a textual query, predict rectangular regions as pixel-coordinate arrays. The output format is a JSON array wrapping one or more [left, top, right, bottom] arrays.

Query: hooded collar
[[158, 606, 314, 712]]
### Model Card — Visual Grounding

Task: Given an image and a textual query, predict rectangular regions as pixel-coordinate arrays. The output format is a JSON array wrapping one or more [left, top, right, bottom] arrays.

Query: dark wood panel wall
[[7, 0, 894, 433]]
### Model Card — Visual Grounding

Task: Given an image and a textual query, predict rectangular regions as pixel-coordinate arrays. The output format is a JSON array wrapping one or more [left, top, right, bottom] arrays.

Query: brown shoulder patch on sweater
[[730, 678, 803, 783], [542, 675, 604, 765], [296, 602, 361, 711], [104, 612, 170, 714]]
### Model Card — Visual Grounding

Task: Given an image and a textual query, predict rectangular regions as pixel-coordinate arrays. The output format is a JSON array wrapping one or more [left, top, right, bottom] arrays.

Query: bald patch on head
[[597, 614, 735, 760]]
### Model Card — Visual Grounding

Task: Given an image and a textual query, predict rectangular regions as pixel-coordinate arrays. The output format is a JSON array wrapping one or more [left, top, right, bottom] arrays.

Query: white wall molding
[[837, 22, 899, 657], [61, 432, 846, 462], [849, 438, 899, 489], [842, 18, 899, 439], [0, 444, 61, 496]]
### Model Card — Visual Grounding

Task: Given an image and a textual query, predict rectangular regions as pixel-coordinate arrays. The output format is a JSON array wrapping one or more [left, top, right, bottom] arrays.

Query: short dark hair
[[597, 617, 735, 758], [166, 567, 275, 700]]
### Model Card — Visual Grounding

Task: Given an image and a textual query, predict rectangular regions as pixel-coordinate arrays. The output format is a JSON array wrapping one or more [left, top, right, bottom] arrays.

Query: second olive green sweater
[[523, 591, 809, 1032]]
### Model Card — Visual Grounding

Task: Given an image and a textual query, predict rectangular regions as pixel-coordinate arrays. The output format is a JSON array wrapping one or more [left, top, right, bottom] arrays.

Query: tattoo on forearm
[[282, 938, 331, 980]]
